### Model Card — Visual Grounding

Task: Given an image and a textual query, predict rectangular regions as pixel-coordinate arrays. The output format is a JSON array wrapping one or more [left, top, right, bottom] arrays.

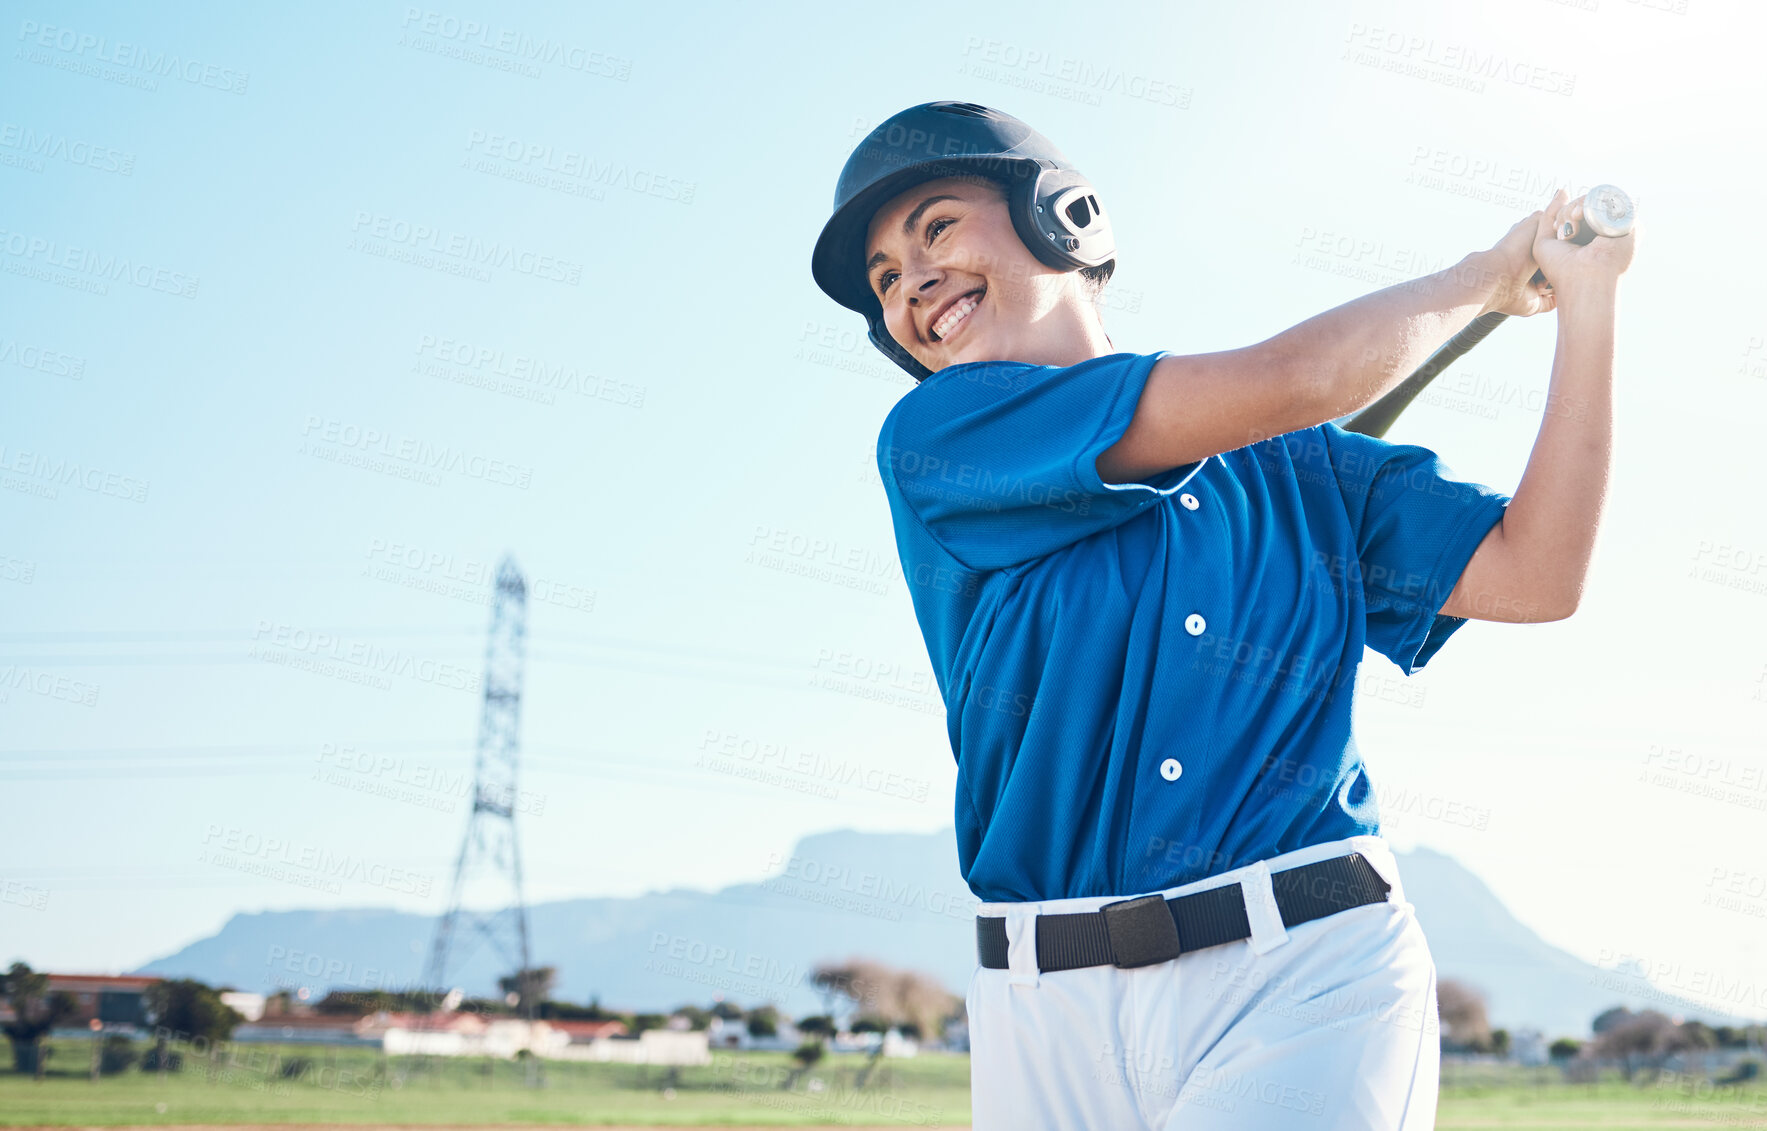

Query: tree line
[[8, 959, 1760, 1092], [1437, 977, 1763, 1086]]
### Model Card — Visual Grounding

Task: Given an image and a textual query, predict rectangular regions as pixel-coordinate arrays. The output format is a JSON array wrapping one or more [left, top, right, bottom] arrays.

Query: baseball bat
[[1342, 184, 1635, 439]]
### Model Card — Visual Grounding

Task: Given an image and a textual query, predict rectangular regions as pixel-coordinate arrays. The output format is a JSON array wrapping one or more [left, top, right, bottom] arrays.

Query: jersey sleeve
[[876, 352, 1198, 572], [1317, 422, 1512, 675]]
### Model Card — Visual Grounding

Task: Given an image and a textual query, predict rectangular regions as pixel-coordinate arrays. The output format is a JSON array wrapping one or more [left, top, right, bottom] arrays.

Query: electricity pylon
[[423, 554, 540, 1084]]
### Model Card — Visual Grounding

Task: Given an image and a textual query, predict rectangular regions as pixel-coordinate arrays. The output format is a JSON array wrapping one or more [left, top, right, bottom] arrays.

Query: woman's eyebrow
[[865, 194, 964, 277]]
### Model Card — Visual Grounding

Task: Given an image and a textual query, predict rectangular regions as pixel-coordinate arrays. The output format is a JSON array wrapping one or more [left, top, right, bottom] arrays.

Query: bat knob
[[1574, 183, 1634, 243]]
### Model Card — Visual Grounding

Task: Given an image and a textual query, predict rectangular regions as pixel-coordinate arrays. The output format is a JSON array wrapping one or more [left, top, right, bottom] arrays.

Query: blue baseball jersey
[[875, 351, 1511, 903]]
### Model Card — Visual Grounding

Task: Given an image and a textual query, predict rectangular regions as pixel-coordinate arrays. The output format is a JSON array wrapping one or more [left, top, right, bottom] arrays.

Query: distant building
[[357, 1011, 563, 1057], [1511, 1028, 1548, 1067], [242, 1011, 569, 1058], [545, 1019, 630, 1043], [831, 1027, 920, 1057], [6, 974, 158, 1030], [234, 1010, 700, 1063], [545, 1028, 709, 1065], [478, 1018, 570, 1059], [3, 974, 279, 1035], [706, 1015, 801, 1051], [232, 1013, 381, 1046]]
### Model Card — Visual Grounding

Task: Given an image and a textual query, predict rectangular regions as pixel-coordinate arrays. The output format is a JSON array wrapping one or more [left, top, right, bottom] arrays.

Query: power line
[[0, 628, 480, 643], [0, 627, 814, 673], [0, 740, 823, 770]]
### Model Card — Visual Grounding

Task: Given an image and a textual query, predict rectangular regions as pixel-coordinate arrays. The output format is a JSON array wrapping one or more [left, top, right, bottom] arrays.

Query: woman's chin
[[935, 335, 988, 369]]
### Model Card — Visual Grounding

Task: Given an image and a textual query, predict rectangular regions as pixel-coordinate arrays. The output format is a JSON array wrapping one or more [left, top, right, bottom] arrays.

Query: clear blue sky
[[4, 0, 1764, 1019]]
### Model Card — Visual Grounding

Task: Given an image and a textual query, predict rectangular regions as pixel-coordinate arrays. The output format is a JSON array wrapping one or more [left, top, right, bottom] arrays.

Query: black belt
[[977, 852, 1390, 973]]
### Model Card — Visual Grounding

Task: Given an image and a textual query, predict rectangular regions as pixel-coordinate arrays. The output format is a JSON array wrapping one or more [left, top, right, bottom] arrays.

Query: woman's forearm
[[1492, 284, 1617, 617], [1267, 251, 1510, 423]]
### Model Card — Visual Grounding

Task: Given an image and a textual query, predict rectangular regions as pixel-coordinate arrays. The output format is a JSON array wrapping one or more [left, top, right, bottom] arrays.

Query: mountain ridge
[[135, 828, 1756, 1038]]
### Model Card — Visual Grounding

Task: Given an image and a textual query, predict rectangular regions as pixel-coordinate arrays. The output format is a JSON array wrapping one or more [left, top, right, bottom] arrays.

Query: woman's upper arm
[[1438, 520, 1572, 623], [1095, 344, 1319, 485]]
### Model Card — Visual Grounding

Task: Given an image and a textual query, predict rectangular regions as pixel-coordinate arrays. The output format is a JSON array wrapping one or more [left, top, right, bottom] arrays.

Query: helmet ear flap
[[1010, 165, 1115, 273], [867, 312, 933, 382]]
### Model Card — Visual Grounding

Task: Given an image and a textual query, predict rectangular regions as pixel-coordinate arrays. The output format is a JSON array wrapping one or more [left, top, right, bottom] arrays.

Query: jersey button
[[1179, 492, 1199, 510], [1185, 613, 1207, 636], [1160, 758, 1183, 781]]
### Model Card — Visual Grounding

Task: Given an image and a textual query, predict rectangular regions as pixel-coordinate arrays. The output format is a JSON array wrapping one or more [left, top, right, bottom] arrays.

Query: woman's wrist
[[1551, 276, 1620, 319], [1455, 249, 1513, 317]]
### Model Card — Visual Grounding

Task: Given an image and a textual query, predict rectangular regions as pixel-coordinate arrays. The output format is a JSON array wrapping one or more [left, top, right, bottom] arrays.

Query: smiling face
[[862, 174, 1110, 374]]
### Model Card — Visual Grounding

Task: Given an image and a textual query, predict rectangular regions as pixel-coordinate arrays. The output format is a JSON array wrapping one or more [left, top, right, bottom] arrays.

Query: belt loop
[[1005, 906, 1040, 987], [1241, 861, 1290, 955]]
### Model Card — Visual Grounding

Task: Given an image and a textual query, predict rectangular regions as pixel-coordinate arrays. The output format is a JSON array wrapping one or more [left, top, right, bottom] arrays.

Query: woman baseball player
[[809, 101, 1634, 1130]]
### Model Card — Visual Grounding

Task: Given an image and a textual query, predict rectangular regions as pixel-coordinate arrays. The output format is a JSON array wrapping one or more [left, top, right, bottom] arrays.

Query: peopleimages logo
[[299, 416, 534, 489], [0, 664, 100, 707], [958, 37, 1192, 107], [200, 825, 433, 897], [398, 8, 632, 80], [0, 338, 86, 378], [348, 212, 583, 285], [462, 132, 695, 203], [695, 729, 931, 803], [883, 444, 1091, 516], [0, 124, 135, 174], [249, 620, 480, 693], [761, 852, 980, 920], [1341, 23, 1576, 96], [0, 228, 199, 298], [0, 442, 149, 502], [15, 20, 250, 94]]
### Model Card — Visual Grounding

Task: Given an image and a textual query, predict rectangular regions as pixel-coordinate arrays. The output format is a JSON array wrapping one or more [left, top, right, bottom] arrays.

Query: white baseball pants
[[967, 835, 1439, 1130]]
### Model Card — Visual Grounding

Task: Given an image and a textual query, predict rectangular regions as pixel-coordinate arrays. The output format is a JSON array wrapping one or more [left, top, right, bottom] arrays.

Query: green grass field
[[3, 1039, 1765, 1128], [2, 1040, 969, 1127]]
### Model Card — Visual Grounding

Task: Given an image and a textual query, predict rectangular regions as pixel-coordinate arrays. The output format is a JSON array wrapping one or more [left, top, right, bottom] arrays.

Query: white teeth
[[933, 294, 981, 340]]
